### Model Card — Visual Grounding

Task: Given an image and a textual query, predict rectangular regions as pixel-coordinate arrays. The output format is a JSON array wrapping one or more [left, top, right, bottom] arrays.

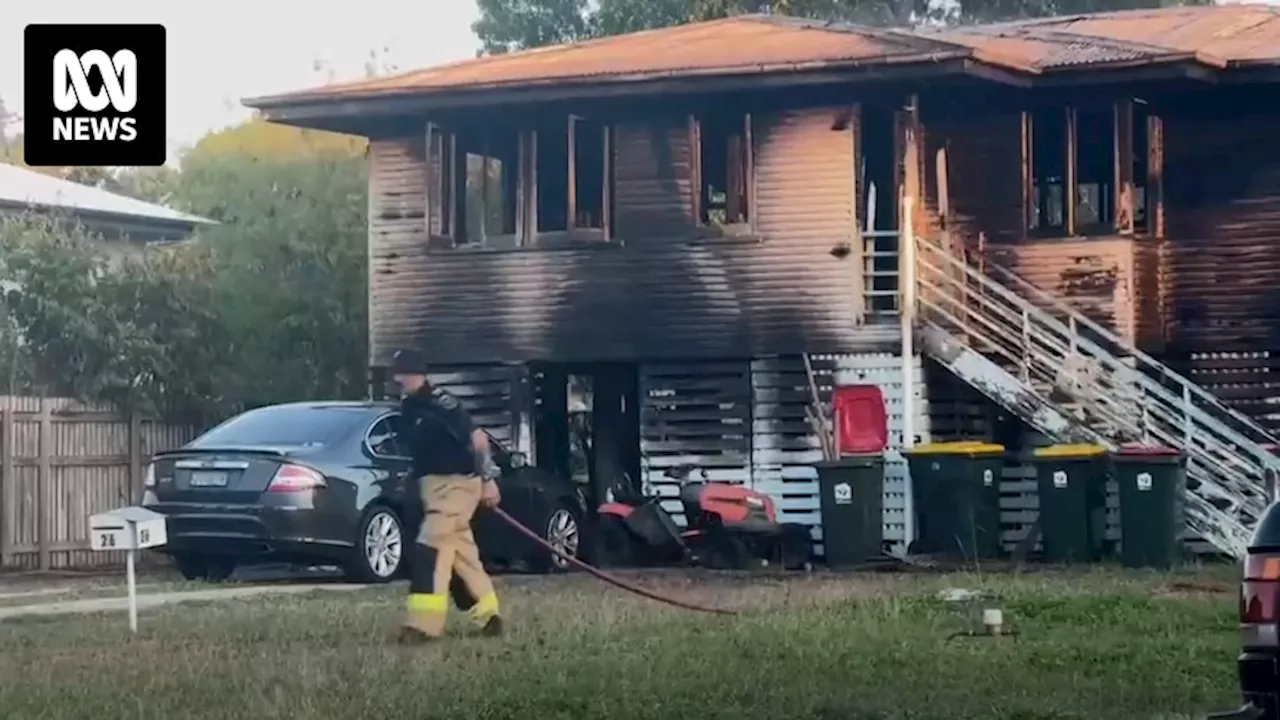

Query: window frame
[[427, 117, 614, 251], [690, 112, 755, 237], [364, 412, 409, 460], [362, 411, 517, 470], [1024, 100, 1152, 240]]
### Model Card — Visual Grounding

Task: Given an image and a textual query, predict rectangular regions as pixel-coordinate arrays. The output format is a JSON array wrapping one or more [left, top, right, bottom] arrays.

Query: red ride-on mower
[[596, 464, 814, 570]]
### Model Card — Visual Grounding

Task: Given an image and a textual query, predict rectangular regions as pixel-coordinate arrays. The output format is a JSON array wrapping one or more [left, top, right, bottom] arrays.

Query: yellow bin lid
[[906, 441, 1005, 456], [1031, 443, 1107, 458]]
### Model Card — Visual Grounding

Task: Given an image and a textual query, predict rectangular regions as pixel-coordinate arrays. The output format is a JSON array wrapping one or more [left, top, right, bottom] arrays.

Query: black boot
[[480, 616, 505, 637], [396, 626, 437, 646]]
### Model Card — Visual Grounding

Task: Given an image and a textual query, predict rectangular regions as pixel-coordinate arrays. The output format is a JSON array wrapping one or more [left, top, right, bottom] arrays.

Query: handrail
[[862, 230, 899, 317], [912, 232, 1277, 551], [974, 248, 1277, 444], [914, 236, 1280, 469]]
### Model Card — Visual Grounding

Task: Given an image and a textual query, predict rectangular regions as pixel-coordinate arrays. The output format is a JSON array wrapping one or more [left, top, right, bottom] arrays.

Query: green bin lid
[[907, 441, 1005, 456], [1032, 443, 1107, 458]]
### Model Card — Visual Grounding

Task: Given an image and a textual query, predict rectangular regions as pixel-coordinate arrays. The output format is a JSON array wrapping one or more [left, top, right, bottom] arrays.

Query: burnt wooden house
[[247, 4, 1280, 556]]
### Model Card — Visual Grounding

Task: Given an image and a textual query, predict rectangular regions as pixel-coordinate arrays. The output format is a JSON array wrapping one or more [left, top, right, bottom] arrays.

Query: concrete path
[[0, 582, 372, 621]]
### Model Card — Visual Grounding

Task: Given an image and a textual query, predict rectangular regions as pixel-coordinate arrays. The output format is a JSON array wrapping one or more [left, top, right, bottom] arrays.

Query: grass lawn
[[0, 565, 1244, 720]]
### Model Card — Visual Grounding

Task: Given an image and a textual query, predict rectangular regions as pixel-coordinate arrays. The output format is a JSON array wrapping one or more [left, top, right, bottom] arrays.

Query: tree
[[172, 147, 370, 408], [183, 118, 366, 165], [0, 117, 371, 422], [0, 215, 228, 419]]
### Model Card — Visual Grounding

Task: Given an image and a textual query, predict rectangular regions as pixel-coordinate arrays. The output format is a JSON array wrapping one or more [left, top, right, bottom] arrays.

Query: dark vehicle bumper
[[1228, 651, 1280, 720], [142, 501, 352, 562]]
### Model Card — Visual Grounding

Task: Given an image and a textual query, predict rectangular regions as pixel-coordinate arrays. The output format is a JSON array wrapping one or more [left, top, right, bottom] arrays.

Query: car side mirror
[[509, 452, 528, 469]]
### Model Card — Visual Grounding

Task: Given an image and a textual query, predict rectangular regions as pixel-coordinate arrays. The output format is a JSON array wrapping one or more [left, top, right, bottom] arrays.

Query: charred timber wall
[[925, 112, 1144, 346], [366, 107, 892, 367], [1164, 110, 1280, 430]]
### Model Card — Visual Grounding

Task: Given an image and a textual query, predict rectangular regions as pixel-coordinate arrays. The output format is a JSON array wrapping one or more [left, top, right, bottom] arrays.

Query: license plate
[[189, 471, 229, 488]]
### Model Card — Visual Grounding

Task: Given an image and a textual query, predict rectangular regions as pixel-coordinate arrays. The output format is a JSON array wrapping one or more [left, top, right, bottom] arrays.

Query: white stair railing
[[913, 233, 1280, 558]]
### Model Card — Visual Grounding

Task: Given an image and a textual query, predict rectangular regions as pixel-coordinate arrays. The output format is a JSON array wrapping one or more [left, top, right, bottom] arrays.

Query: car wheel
[[347, 505, 405, 584], [173, 553, 236, 582], [530, 501, 582, 573]]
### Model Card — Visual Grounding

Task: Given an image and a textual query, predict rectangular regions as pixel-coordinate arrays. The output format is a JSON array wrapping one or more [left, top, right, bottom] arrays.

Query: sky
[[0, 0, 482, 158]]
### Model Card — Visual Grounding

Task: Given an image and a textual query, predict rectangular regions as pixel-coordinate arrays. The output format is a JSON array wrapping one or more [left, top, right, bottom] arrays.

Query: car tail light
[[267, 464, 326, 493], [1242, 552, 1280, 647], [142, 463, 156, 488]]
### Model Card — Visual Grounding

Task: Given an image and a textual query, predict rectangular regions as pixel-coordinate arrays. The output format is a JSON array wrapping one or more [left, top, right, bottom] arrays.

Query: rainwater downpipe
[[899, 194, 918, 552]]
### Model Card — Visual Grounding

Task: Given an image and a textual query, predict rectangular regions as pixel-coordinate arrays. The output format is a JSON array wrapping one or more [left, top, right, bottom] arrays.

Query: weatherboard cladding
[[638, 353, 927, 552], [367, 107, 878, 367], [1162, 110, 1280, 429]]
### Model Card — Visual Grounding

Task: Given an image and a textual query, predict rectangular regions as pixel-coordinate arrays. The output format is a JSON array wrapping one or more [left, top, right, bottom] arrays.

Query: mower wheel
[[778, 523, 816, 571], [701, 528, 752, 570], [595, 514, 636, 568]]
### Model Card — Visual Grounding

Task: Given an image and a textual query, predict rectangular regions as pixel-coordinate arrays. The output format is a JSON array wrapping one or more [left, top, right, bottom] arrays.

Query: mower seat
[[664, 463, 699, 481]]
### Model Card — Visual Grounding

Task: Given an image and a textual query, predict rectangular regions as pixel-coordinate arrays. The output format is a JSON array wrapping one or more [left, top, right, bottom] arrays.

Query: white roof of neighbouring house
[[0, 163, 213, 227]]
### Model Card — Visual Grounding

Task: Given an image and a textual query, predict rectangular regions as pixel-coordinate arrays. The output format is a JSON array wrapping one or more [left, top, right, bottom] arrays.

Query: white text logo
[[51, 48, 138, 142]]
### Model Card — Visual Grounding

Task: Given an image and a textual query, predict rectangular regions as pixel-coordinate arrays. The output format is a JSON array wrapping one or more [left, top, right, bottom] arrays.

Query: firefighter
[[389, 349, 504, 644]]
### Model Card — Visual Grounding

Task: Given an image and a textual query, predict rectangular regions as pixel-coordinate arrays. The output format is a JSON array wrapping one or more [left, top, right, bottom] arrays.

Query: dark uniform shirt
[[400, 386, 477, 478]]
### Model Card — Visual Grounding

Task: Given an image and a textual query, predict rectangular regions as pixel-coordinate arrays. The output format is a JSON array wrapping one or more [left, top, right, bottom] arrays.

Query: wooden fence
[[0, 396, 195, 570]]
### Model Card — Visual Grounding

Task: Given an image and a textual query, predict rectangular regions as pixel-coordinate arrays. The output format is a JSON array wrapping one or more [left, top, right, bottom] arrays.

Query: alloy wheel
[[545, 508, 580, 570], [364, 511, 403, 579]]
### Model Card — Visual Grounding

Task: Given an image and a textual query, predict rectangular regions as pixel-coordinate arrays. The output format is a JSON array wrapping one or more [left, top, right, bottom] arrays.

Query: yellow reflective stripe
[[407, 593, 448, 613], [467, 591, 499, 625]]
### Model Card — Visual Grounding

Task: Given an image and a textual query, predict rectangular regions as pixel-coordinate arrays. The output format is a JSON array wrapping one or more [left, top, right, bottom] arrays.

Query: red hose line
[[488, 506, 739, 616]]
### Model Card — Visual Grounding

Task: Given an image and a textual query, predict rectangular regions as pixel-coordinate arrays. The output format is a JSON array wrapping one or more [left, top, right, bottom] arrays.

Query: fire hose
[[488, 506, 739, 616]]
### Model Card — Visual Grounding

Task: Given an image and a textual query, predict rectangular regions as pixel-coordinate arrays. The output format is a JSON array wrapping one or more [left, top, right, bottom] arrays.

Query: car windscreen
[[188, 406, 369, 449]]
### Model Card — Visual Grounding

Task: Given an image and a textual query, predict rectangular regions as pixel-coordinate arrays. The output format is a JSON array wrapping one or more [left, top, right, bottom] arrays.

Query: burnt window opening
[[861, 109, 896, 233], [429, 128, 456, 243], [455, 132, 520, 248], [536, 128, 569, 233], [1075, 108, 1114, 231], [1029, 109, 1067, 233], [571, 117, 610, 234], [534, 118, 613, 240], [432, 119, 614, 249], [1133, 103, 1151, 233], [1028, 102, 1154, 239], [695, 113, 752, 228]]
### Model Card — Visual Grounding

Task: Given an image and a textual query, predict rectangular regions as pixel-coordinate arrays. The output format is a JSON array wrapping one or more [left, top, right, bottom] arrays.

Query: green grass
[[0, 578, 211, 608], [0, 566, 1245, 719]]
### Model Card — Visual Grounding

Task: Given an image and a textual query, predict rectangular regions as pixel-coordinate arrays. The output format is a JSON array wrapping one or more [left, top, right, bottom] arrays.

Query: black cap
[[389, 348, 429, 375]]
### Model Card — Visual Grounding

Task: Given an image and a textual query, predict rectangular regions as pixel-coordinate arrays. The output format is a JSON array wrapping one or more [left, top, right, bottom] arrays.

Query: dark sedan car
[[141, 401, 585, 583]]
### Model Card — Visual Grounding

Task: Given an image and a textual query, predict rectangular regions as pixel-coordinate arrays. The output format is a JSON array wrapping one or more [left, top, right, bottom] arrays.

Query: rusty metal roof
[[935, 4, 1280, 71], [247, 5, 1280, 109], [247, 15, 971, 105]]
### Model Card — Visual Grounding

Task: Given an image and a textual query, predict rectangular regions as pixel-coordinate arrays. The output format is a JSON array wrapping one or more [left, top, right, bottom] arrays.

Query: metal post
[[1020, 308, 1032, 383], [126, 549, 138, 634], [899, 195, 917, 551], [1182, 384, 1194, 479]]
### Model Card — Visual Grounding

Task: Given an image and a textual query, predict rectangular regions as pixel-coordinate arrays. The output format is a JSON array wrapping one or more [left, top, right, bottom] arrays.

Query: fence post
[[37, 397, 52, 571], [127, 410, 143, 503], [0, 408, 11, 568]]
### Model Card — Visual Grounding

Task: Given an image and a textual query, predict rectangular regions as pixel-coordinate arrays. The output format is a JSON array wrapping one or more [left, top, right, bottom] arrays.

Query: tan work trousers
[[403, 473, 499, 636]]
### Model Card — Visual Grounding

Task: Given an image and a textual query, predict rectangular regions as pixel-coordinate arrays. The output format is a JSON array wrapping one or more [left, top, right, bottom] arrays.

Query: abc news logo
[[53, 49, 139, 143], [24, 24, 166, 167]]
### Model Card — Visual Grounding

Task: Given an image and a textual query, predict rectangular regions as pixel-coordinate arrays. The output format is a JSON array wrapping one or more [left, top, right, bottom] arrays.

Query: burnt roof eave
[[246, 53, 983, 124], [1030, 56, 1222, 86]]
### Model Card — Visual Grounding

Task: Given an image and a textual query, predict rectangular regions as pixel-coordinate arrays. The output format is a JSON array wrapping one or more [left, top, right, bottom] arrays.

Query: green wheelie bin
[[1113, 446, 1186, 569], [816, 454, 885, 567], [905, 441, 1005, 559], [1030, 444, 1109, 563]]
